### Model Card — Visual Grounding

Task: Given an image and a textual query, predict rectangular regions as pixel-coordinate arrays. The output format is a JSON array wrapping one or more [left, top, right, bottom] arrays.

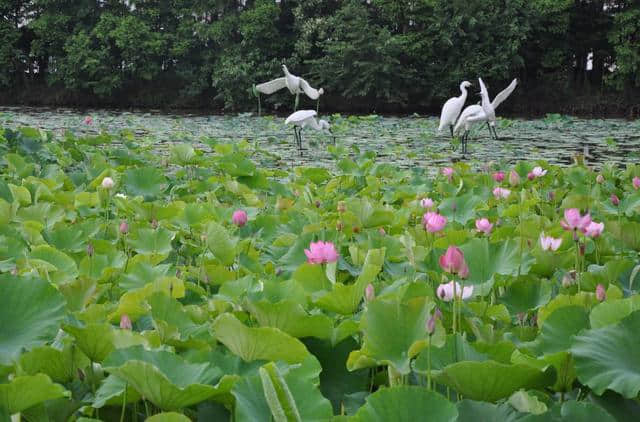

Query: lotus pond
[[2, 107, 640, 169], [1, 117, 640, 421]]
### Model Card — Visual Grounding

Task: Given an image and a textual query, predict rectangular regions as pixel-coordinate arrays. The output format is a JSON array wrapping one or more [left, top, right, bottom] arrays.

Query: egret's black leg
[[486, 122, 493, 138], [492, 126, 499, 140], [294, 93, 299, 111], [299, 130, 304, 156], [449, 125, 454, 139]]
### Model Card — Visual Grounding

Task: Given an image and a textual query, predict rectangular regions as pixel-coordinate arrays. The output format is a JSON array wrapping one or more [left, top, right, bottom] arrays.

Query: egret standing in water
[[255, 65, 324, 112], [478, 77, 518, 139], [438, 81, 472, 138], [285, 110, 333, 155]]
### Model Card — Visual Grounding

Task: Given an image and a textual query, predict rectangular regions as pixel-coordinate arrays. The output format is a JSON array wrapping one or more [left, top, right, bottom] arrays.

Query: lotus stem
[[427, 336, 432, 391], [120, 382, 127, 422]]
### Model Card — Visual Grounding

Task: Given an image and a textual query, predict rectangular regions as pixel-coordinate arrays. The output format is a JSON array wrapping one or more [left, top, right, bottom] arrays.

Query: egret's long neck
[[459, 84, 468, 101]]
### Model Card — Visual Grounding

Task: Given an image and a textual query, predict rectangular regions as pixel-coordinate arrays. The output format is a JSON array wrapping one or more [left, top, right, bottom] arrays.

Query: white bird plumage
[[255, 65, 324, 111], [454, 78, 518, 154], [438, 81, 472, 138], [285, 110, 333, 154]]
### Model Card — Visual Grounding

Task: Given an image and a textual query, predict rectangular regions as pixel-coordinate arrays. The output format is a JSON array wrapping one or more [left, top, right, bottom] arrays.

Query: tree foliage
[[1, 0, 638, 111]]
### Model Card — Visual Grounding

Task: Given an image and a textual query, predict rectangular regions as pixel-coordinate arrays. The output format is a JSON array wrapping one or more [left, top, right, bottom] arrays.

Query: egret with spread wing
[[255, 65, 324, 112], [438, 81, 472, 138], [285, 110, 333, 155]]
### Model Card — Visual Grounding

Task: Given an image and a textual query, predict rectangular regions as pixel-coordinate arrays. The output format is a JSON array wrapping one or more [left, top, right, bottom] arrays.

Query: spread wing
[[255, 77, 287, 95], [478, 77, 493, 116], [299, 78, 323, 100], [491, 79, 518, 110]]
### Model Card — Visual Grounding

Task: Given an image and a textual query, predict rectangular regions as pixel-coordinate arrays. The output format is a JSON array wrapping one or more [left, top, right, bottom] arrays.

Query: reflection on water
[[1, 107, 639, 171]]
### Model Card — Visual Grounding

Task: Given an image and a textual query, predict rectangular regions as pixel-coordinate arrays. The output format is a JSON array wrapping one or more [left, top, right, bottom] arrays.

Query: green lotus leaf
[[352, 386, 457, 422], [501, 276, 553, 314], [19, 345, 89, 384], [119, 262, 172, 291], [43, 224, 87, 253], [128, 227, 176, 256], [148, 293, 209, 346], [0, 374, 69, 414], [63, 322, 115, 363], [170, 143, 198, 166], [145, 412, 192, 422], [232, 356, 332, 422], [438, 191, 483, 224], [571, 310, 640, 398], [93, 375, 141, 408], [460, 238, 533, 285], [348, 296, 433, 374], [456, 400, 528, 422], [218, 152, 256, 177], [413, 333, 488, 374], [589, 296, 640, 328], [0, 275, 66, 365], [434, 361, 554, 402], [529, 306, 589, 355], [103, 346, 221, 410], [536, 293, 595, 327], [246, 300, 333, 339], [29, 245, 78, 284], [212, 313, 310, 364], [557, 401, 615, 422], [206, 222, 237, 266], [508, 390, 547, 415], [123, 167, 167, 200]]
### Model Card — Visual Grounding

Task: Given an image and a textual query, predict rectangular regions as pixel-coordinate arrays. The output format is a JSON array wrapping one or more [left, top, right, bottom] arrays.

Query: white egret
[[285, 110, 333, 155], [453, 104, 485, 154], [438, 81, 472, 138], [478, 77, 518, 139], [255, 65, 324, 112]]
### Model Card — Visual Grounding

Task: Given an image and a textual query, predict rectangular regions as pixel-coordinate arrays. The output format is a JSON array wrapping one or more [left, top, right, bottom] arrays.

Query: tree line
[[1, 0, 639, 116]]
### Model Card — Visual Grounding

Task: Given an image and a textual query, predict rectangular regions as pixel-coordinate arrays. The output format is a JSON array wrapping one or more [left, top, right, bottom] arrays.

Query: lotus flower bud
[[101, 177, 114, 189], [634, 177, 640, 190], [509, 170, 520, 186], [426, 315, 436, 335], [596, 284, 606, 302], [86, 242, 94, 257], [548, 191, 555, 201], [232, 210, 248, 227], [337, 201, 346, 213], [365, 283, 375, 302], [119, 220, 129, 234], [596, 174, 604, 184], [353, 226, 360, 234], [151, 218, 158, 229], [120, 314, 132, 330], [10, 267, 18, 276], [527, 172, 535, 181], [420, 198, 434, 209], [562, 270, 577, 288], [492, 172, 505, 182], [378, 227, 386, 236], [84, 116, 93, 125], [611, 194, 620, 206], [315, 200, 321, 208], [336, 220, 344, 231], [579, 242, 586, 256]]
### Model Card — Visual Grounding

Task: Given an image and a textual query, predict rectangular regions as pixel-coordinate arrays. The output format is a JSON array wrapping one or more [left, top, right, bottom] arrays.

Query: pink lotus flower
[[84, 116, 93, 125], [120, 314, 132, 330], [101, 177, 114, 189], [423, 212, 447, 233], [304, 241, 339, 264], [442, 167, 454, 179], [527, 172, 535, 181], [420, 198, 434, 209], [436, 281, 473, 302], [509, 170, 520, 186], [596, 284, 606, 302], [492, 172, 505, 182], [475, 218, 493, 235], [584, 221, 604, 238], [365, 283, 375, 302], [439, 246, 469, 278], [539, 233, 562, 251], [532, 167, 547, 177], [119, 220, 129, 235], [611, 194, 620, 206], [426, 309, 441, 335], [561, 208, 591, 232], [232, 210, 248, 227], [493, 187, 511, 199], [634, 177, 640, 190]]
